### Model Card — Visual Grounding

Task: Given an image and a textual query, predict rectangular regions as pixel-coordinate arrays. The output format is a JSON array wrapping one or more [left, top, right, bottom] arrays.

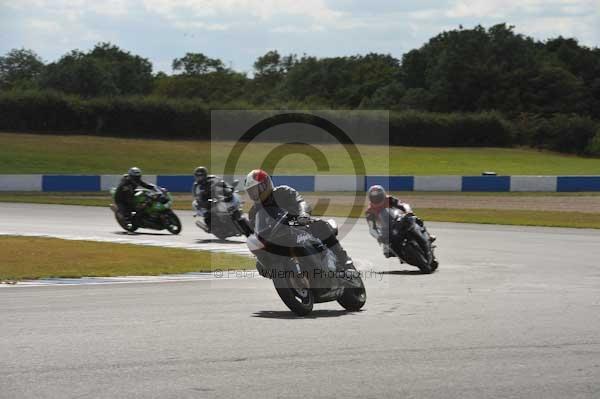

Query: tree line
[[1, 24, 599, 154]]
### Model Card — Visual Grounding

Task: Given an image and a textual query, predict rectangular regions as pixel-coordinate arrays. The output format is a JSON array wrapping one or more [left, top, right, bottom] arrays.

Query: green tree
[[159, 53, 247, 102], [250, 50, 294, 103], [40, 51, 118, 97], [0, 48, 44, 89], [89, 43, 153, 95], [542, 37, 600, 118], [522, 65, 589, 115], [281, 53, 400, 107], [172, 53, 225, 75], [39, 43, 153, 97], [154, 72, 247, 103], [360, 82, 406, 109]]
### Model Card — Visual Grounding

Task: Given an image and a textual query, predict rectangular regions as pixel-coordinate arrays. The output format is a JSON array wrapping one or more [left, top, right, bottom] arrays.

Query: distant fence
[[2, 175, 600, 192]]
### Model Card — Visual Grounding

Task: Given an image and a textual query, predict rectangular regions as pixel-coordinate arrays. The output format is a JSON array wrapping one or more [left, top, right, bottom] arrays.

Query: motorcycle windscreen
[[253, 206, 287, 237], [253, 206, 323, 259]]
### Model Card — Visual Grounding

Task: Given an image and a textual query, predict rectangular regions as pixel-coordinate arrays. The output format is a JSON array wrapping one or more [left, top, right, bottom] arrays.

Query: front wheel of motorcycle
[[337, 276, 367, 312], [165, 211, 182, 235], [212, 229, 231, 240], [274, 275, 314, 316]]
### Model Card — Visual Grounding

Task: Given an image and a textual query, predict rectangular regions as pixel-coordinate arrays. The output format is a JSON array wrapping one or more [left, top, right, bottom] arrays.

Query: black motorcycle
[[379, 207, 438, 274], [246, 207, 366, 316], [194, 180, 251, 240]]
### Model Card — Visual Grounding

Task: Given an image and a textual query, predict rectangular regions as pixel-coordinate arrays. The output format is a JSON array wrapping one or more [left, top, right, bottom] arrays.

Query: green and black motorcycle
[[110, 186, 182, 234]]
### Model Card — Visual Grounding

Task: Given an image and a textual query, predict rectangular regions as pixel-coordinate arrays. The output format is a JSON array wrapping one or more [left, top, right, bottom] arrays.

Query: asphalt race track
[[1, 202, 600, 398]]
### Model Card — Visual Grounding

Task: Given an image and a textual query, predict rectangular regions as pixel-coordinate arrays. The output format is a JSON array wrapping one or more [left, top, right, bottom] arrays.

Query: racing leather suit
[[114, 175, 156, 221], [365, 195, 414, 257], [193, 175, 231, 230], [249, 185, 351, 274]]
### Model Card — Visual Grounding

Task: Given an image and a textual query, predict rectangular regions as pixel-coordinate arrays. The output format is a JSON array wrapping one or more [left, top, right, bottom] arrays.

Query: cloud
[[3, 0, 132, 17], [446, 0, 597, 18], [0, 0, 598, 72], [142, 0, 344, 27], [520, 15, 599, 45]]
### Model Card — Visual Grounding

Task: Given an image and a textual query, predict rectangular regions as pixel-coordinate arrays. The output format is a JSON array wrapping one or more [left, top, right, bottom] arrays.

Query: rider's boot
[[332, 244, 362, 281], [382, 244, 396, 258], [327, 242, 352, 271], [204, 214, 212, 233]]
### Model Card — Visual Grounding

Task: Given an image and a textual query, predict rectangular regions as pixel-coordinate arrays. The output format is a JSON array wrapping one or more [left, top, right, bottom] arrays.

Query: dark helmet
[[244, 169, 273, 203], [128, 167, 142, 183], [367, 185, 386, 206], [194, 166, 208, 182]]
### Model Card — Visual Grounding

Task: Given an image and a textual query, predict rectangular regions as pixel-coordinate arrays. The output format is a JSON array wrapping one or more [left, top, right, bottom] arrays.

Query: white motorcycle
[[193, 180, 251, 240]]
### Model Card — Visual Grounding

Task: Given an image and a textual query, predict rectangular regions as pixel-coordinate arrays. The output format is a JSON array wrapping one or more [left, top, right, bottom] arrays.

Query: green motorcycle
[[110, 186, 182, 234]]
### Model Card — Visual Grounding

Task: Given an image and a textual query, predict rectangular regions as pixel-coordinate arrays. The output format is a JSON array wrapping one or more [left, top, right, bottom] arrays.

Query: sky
[[1, 0, 599, 74]]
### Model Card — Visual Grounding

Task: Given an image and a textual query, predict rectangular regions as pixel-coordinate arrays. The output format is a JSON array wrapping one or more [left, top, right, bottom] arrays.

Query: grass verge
[[418, 208, 600, 229], [3, 132, 600, 175], [0, 236, 254, 281], [318, 204, 600, 229]]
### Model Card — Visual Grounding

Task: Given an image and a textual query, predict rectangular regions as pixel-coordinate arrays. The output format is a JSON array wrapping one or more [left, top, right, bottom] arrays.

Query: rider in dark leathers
[[365, 185, 435, 258], [114, 167, 156, 223], [245, 169, 352, 275], [192, 166, 232, 232]]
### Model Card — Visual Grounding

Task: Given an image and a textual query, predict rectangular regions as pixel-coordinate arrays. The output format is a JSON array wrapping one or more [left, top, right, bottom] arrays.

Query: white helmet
[[244, 169, 273, 203], [368, 184, 386, 206]]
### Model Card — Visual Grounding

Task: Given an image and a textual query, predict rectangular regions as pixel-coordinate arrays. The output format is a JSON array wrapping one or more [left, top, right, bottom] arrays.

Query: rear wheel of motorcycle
[[274, 276, 314, 316], [115, 212, 137, 232], [165, 211, 182, 235], [337, 276, 367, 311]]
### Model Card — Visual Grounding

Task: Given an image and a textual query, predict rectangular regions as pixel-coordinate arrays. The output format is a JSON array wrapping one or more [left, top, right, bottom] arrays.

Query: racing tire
[[115, 211, 138, 233], [165, 211, 182, 235], [337, 275, 366, 311], [212, 230, 231, 240], [274, 275, 314, 316], [402, 241, 433, 274]]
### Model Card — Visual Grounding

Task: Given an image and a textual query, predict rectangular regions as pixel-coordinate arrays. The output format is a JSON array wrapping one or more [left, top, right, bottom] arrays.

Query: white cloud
[[1, 0, 598, 72], [519, 15, 598, 44], [173, 20, 230, 31], [270, 25, 325, 33], [142, 0, 344, 27], [446, 0, 598, 18], [3, 0, 131, 17], [25, 19, 63, 34]]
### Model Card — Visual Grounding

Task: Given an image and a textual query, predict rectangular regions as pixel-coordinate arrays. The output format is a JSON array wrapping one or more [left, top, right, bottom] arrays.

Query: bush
[[2, 90, 599, 154], [516, 113, 599, 154], [389, 111, 515, 146], [0, 91, 210, 138], [585, 129, 600, 156]]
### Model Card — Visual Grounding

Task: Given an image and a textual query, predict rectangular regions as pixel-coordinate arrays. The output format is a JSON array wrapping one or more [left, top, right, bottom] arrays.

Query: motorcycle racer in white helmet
[[244, 169, 352, 273]]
